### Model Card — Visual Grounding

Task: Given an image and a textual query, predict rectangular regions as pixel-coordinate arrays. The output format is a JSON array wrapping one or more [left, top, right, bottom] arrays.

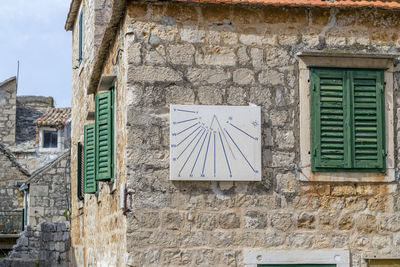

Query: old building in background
[[66, 0, 400, 266], [0, 76, 72, 265]]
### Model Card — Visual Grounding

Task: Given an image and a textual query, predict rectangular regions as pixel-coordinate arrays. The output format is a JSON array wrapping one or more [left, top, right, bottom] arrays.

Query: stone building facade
[[0, 77, 17, 146], [66, 0, 400, 266]]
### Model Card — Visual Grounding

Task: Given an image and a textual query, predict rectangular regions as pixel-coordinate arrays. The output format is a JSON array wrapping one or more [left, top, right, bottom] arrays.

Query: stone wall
[[122, 3, 400, 267], [0, 143, 29, 213], [2, 222, 70, 267], [28, 152, 71, 231], [70, 1, 400, 267], [0, 77, 17, 146]]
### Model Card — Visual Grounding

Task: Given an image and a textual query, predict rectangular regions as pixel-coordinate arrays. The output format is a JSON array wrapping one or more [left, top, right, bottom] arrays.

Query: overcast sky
[[0, 0, 72, 107]]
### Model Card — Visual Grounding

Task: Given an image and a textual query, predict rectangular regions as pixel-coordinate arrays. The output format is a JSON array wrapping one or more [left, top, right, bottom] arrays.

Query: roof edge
[[0, 76, 16, 88], [87, 0, 127, 94], [27, 151, 70, 183], [0, 143, 30, 177], [65, 0, 82, 31]]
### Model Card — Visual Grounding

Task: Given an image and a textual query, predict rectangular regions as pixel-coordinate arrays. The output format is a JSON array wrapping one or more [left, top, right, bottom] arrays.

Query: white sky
[[0, 0, 72, 107]]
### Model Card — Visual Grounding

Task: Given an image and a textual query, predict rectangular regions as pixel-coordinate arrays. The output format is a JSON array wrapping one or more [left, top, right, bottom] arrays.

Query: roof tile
[[174, 0, 400, 9], [34, 108, 71, 128]]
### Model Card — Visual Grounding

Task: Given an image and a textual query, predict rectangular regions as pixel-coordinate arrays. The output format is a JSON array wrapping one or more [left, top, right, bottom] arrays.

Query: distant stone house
[[0, 76, 72, 261], [66, 0, 400, 266]]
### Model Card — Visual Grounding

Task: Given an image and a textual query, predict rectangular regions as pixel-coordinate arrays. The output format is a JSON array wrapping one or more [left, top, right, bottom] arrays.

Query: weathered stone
[[168, 44, 195, 65], [356, 214, 377, 233], [196, 46, 236, 66], [180, 26, 205, 43], [380, 215, 400, 232], [258, 70, 284, 85], [276, 172, 296, 194], [338, 213, 354, 230], [244, 210, 268, 229], [270, 213, 293, 231], [128, 66, 182, 83], [187, 68, 231, 85], [233, 69, 255, 85], [195, 213, 217, 231], [162, 212, 184, 230], [219, 212, 240, 229], [297, 212, 316, 229]]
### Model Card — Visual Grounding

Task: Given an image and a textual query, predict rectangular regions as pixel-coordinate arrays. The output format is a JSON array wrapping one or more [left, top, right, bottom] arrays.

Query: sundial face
[[170, 104, 261, 181]]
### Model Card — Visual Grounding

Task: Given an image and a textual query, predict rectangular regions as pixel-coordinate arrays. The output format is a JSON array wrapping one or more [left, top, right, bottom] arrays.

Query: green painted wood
[[95, 89, 114, 181], [351, 70, 385, 171], [311, 68, 347, 171], [77, 142, 84, 200], [258, 264, 336, 267], [310, 68, 385, 172], [78, 11, 83, 65], [84, 124, 97, 194]]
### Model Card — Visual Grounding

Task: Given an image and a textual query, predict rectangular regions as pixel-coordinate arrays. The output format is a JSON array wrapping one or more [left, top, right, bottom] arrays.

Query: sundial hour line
[[179, 129, 206, 176], [201, 131, 212, 177], [175, 122, 199, 136], [213, 132, 216, 177], [177, 126, 201, 147], [215, 115, 236, 160], [174, 117, 198, 124], [219, 131, 232, 177], [190, 132, 208, 176], [177, 127, 203, 160], [175, 109, 198, 114], [228, 122, 258, 141], [224, 128, 257, 173]]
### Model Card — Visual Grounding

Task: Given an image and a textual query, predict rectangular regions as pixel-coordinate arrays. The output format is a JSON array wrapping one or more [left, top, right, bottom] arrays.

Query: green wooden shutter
[[77, 142, 84, 200], [78, 11, 83, 64], [351, 70, 385, 170], [84, 124, 97, 193], [311, 68, 349, 171], [95, 90, 113, 181], [311, 68, 385, 172]]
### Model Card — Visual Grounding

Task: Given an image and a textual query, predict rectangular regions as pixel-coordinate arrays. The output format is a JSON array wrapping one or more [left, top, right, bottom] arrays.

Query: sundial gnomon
[[170, 105, 261, 181]]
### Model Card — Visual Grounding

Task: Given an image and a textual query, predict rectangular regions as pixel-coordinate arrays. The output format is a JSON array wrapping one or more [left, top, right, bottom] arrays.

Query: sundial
[[170, 104, 261, 181]]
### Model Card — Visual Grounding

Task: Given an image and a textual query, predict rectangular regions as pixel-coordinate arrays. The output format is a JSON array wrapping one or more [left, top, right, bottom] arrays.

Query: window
[[297, 52, 395, 182], [78, 10, 83, 65], [95, 88, 114, 181], [43, 130, 58, 148], [83, 123, 97, 194], [310, 68, 385, 172]]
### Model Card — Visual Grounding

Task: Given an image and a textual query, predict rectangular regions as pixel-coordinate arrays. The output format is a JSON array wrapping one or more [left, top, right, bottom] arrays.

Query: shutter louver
[[95, 90, 113, 181], [311, 69, 349, 171], [84, 124, 97, 193], [351, 70, 385, 170]]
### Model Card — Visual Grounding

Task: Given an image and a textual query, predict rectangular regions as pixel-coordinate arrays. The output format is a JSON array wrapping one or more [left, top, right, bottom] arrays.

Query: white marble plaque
[[170, 104, 261, 181]]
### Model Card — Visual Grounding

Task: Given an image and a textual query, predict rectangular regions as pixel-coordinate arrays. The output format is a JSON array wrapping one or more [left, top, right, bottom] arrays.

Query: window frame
[[43, 130, 58, 148], [297, 52, 395, 182]]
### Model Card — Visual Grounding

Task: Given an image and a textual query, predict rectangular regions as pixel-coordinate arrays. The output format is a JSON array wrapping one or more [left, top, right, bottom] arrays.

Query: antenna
[[16, 61, 20, 91]]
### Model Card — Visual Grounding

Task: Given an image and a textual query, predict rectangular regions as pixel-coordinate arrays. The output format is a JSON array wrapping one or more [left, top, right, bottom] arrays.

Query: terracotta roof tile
[[174, 0, 400, 9], [34, 108, 71, 128]]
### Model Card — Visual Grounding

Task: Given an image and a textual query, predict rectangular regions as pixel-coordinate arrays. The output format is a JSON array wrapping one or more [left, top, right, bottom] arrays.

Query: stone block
[[258, 70, 284, 85], [356, 214, 377, 233], [379, 215, 400, 232], [180, 26, 205, 43], [30, 185, 48, 197], [244, 210, 268, 229], [218, 212, 240, 229], [162, 212, 183, 230], [338, 213, 354, 230], [168, 44, 195, 65], [197, 86, 224, 105], [195, 212, 217, 231], [128, 66, 182, 83], [187, 68, 231, 85], [276, 172, 296, 194], [195, 46, 236, 66], [233, 68, 254, 85], [297, 212, 316, 229], [270, 212, 293, 231]]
